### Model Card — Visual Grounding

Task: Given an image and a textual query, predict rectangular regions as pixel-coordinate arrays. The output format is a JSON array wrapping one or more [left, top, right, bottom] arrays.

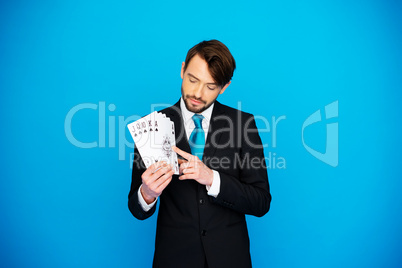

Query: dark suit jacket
[[128, 100, 271, 268]]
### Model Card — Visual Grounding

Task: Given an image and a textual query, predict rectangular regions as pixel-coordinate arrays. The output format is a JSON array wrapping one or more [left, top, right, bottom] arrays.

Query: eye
[[207, 86, 216, 90], [189, 78, 197, 83]]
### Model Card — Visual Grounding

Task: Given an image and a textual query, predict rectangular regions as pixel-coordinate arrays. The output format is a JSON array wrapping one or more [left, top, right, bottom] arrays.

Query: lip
[[190, 98, 202, 105]]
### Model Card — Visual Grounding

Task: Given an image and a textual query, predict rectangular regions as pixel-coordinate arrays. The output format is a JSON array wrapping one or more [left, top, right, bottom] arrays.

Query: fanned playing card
[[128, 112, 179, 174]]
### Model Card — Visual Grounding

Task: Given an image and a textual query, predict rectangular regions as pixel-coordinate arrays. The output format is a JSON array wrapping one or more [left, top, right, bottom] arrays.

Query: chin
[[184, 99, 206, 113], [189, 104, 206, 114]]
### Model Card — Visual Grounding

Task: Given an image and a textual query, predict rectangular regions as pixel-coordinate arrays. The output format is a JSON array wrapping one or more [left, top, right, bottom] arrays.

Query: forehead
[[185, 54, 216, 84]]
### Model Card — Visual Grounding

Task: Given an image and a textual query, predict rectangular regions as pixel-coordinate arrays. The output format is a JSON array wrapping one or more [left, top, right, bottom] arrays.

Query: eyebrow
[[187, 73, 217, 86]]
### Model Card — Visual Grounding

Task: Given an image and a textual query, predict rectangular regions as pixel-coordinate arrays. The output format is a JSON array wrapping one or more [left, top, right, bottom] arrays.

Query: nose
[[194, 84, 203, 99]]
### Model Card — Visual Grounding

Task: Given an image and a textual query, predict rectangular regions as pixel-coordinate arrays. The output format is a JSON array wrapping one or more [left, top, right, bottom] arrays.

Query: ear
[[181, 62, 185, 79], [219, 81, 231, 95]]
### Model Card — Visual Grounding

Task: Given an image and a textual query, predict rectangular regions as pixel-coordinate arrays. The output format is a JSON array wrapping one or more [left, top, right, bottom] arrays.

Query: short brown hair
[[183, 40, 236, 88]]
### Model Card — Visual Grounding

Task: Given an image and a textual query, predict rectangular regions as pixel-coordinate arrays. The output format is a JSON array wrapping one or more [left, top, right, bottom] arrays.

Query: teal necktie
[[189, 114, 205, 160]]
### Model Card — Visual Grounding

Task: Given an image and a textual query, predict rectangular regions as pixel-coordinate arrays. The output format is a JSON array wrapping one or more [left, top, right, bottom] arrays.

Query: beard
[[181, 86, 216, 114]]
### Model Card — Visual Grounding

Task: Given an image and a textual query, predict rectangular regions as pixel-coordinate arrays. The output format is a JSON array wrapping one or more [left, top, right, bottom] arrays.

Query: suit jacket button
[[201, 230, 207, 236], [199, 199, 205, 204]]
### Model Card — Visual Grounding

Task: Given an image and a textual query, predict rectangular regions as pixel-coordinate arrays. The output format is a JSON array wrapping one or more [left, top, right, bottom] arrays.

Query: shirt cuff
[[206, 170, 221, 197], [137, 185, 157, 212]]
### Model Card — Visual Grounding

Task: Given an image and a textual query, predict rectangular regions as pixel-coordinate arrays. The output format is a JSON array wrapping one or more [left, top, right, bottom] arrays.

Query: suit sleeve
[[212, 116, 271, 217], [128, 146, 157, 220]]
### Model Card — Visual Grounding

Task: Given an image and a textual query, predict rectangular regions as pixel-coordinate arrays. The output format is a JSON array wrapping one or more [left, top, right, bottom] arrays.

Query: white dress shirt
[[137, 98, 221, 211]]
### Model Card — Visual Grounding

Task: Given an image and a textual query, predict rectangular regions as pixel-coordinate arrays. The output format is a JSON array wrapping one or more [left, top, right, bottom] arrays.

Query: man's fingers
[[180, 161, 191, 169], [156, 176, 173, 193], [151, 161, 169, 174], [181, 161, 201, 173], [151, 168, 174, 187], [155, 170, 174, 192], [179, 174, 196, 181], [172, 146, 193, 161], [178, 158, 187, 165], [147, 166, 174, 192], [151, 165, 173, 181], [182, 168, 196, 175], [179, 161, 194, 174], [182, 167, 195, 175], [142, 161, 167, 178], [143, 164, 171, 186]]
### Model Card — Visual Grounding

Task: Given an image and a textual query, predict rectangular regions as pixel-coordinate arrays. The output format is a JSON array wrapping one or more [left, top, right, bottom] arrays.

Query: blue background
[[1, 0, 401, 267]]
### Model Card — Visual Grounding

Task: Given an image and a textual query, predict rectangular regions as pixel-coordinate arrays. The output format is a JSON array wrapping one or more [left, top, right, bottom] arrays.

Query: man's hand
[[141, 161, 174, 204], [172, 146, 213, 187]]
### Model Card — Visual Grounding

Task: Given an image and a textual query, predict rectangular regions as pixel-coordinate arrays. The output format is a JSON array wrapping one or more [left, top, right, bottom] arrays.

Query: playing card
[[128, 116, 157, 167], [128, 112, 179, 174], [153, 116, 176, 169], [170, 121, 179, 174]]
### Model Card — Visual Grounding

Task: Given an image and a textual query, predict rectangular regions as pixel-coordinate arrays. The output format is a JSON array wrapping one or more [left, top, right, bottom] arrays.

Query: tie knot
[[192, 114, 204, 129]]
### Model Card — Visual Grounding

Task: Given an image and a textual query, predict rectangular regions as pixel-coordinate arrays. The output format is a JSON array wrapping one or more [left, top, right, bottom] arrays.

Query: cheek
[[204, 90, 220, 102], [181, 81, 190, 93], [182, 80, 195, 92]]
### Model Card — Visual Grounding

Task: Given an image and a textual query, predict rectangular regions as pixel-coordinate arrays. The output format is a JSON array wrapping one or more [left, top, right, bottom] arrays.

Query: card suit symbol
[[144, 130, 147, 133], [155, 128, 158, 132], [150, 128, 153, 131]]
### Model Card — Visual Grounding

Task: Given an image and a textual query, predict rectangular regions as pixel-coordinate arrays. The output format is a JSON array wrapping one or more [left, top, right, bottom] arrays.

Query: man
[[128, 40, 271, 268]]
